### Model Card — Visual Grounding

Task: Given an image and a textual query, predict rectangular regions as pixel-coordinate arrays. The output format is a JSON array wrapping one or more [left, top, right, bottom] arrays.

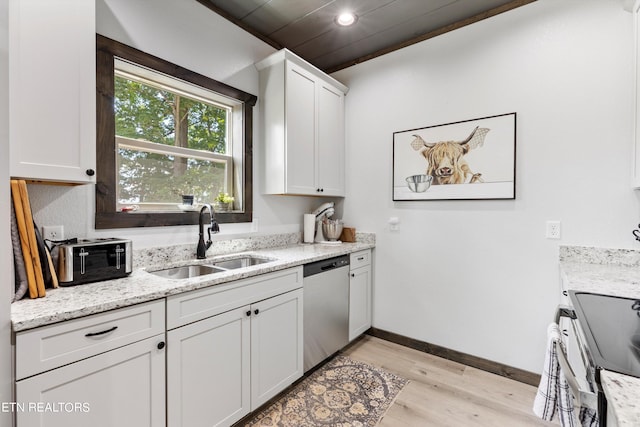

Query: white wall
[[0, 0, 12, 423], [333, 0, 639, 373], [27, 0, 334, 248]]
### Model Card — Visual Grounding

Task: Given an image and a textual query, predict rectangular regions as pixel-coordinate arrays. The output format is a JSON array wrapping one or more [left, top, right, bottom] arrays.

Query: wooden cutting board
[[11, 180, 46, 298]]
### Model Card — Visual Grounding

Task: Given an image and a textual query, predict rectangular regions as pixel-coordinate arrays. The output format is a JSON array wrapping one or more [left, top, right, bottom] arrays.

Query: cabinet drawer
[[16, 334, 166, 427], [350, 250, 371, 269], [16, 300, 165, 380], [167, 267, 303, 330]]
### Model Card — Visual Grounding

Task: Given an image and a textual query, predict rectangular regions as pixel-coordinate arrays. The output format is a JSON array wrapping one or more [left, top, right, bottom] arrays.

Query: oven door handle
[[554, 305, 598, 410], [555, 304, 576, 323]]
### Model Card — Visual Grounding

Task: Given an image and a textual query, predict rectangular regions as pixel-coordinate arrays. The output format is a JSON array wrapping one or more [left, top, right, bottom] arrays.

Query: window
[[95, 35, 256, 229]]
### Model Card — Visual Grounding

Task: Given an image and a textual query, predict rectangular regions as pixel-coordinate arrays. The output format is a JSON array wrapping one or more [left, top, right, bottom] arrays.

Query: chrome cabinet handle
[[85, 326, 118, 337]]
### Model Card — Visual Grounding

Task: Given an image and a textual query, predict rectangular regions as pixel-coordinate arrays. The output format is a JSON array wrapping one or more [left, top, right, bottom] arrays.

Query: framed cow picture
[[392, 112, 516, 201]]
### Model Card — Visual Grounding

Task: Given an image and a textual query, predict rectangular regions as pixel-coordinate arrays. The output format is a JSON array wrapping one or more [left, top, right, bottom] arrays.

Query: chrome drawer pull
[[85, 326, 118, 337]]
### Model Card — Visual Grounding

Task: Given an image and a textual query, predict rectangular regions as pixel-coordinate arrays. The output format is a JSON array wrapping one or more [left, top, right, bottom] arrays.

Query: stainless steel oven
[[555, 305, 599, 421], [556, 291, 640, 426]]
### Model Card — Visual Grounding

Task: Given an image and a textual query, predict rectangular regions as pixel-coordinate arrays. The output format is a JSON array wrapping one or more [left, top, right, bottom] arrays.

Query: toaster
[[57, 238, 132, 286]]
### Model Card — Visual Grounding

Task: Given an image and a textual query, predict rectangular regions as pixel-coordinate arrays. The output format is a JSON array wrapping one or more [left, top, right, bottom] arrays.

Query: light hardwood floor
[[341, 335, 558, 426]]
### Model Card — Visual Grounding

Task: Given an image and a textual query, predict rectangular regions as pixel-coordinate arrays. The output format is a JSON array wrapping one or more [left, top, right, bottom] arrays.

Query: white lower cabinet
[[14, 301, 166, 427], [349, 250, 372, 341], [16, 335, 165, 427], [166, 267, 304, 427], [167, 306, 251, 427], [250, 289, 304, 409]]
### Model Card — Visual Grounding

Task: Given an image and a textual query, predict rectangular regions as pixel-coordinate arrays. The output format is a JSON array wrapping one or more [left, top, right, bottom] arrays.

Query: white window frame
[[115, 136, 234, 211], [113, 59, 243, 212]]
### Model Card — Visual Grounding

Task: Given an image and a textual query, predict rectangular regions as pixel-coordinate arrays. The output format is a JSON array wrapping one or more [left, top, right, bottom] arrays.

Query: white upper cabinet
[[257, 49, 347, 197], [9, 0, 96, 183], [628, 0, 640, 188]]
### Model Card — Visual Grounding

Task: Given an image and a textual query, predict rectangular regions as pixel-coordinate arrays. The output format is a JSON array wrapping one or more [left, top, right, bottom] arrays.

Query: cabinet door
[[285, 63, 317, 195], [317, 83, 345, 196], [167, 306, 250, 427], [16, 335, 165, 427], [251, 288, 303, 409], [9, 0, 96, 183], [349, 265, 372, 341], [633, 3, 640, 188]]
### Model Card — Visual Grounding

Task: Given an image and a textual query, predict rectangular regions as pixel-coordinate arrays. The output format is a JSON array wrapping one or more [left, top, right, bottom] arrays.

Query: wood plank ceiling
[[196, 0, 535, 73]]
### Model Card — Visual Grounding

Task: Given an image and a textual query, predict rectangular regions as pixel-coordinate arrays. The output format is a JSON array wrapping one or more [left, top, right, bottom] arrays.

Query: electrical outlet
[[545, 221, 561, 239], [42, 225, 64, 241]]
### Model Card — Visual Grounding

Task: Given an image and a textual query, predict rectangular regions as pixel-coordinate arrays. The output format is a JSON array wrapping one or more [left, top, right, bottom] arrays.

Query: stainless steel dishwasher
[[303, 254, 350, 372]]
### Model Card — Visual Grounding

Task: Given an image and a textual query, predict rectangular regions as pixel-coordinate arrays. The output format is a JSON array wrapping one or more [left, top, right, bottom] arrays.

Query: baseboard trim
[[367, 327, 541, 387]]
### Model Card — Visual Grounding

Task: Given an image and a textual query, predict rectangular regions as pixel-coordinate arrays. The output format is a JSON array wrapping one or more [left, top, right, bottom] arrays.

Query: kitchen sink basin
[[149, 255, 275, 279], [211, 256, 273, 270], [150, 264, 226, 279]]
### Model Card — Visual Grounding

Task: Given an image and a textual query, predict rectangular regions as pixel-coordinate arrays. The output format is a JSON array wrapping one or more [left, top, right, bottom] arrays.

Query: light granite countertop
[[559, 245, 640, 426], [600, 370, 640, 426], [11, 234, 374, 332]]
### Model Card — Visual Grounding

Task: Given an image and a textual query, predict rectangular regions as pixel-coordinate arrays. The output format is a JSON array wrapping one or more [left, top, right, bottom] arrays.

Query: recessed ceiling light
[[335, 12, 357, 27]]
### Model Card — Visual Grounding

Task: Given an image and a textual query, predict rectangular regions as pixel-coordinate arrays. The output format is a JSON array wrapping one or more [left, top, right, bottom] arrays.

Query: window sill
[[95, 211, 252, 229]]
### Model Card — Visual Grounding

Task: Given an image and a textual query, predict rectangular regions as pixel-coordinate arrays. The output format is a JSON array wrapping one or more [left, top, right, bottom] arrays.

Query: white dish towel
[[533, 323, 598, 427]]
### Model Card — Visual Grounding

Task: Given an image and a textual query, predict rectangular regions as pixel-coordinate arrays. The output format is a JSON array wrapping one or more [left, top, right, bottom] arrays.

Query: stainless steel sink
[[150, 264, 226, 279], [149, 256, 274, 279], [211, 256, 273, 270]]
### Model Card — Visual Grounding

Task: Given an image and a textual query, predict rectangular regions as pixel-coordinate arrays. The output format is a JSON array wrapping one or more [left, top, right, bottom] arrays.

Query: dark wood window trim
[[95, 34, 256, 229]]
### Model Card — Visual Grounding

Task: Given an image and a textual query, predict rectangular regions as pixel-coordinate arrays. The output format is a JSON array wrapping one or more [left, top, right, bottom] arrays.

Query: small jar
[[181, 194, 194, 205]]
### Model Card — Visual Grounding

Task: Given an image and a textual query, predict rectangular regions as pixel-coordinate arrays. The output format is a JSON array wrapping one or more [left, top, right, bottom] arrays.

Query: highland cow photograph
[[393, 113, 516, 201]]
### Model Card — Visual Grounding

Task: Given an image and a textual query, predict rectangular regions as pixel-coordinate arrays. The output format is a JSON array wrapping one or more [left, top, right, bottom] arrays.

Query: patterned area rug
[[245, 355, 408, 427]]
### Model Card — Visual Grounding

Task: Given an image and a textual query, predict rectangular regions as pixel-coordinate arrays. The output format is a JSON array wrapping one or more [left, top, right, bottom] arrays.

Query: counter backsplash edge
[[133, 231, 376, 270], [559, 245, 640, 266]]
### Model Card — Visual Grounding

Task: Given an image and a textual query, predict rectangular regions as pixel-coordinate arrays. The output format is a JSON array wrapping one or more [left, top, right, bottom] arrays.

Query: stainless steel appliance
[[556, 292, 640, 426], [303, 255, 350, 372], [310, 202, 335, 243], [57, 238, 132, 285]]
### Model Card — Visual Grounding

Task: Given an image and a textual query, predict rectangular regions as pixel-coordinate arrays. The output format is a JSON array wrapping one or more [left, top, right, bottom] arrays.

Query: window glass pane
[[114, 73, 234, 209], [114, 75, 230, 154], [115, 77, 174, 146], [117, 147, 228, 205]]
